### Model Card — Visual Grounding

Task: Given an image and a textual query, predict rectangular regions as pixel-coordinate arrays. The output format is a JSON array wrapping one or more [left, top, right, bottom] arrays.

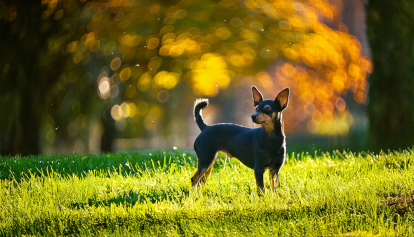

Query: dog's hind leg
[[191, 150, 217, 187], [269, 169, 278, 192], [269, 165, 282, 192], [199, 166, 212, 185]]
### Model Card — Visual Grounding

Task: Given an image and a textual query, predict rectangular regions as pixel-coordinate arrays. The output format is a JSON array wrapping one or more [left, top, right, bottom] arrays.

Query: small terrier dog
[[192, 86, 289, 195]]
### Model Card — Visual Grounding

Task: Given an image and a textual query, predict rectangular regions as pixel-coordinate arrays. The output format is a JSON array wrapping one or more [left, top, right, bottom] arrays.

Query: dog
[[191, 86, 289, 195]]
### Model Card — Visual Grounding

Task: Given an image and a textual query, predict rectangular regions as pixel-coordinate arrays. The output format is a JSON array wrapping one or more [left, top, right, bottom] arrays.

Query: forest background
[[1, 0, 413, 156]]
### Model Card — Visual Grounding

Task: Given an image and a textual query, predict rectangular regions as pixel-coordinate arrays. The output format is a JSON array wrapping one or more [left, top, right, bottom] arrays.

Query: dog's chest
[[255, 141, 283, 164]]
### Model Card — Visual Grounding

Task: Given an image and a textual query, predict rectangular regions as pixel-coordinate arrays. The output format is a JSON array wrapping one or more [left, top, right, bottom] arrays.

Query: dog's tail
[[194, 98, 209, 131]]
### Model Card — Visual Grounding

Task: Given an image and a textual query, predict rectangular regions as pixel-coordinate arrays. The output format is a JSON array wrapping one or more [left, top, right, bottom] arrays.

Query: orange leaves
[[267, 53, 368, 135], [57, 0, 372, 136]]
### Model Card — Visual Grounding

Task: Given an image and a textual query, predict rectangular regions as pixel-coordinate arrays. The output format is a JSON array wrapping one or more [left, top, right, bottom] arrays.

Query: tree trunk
[[0, 1, 44, 155], [366, 0, 414, 151], [100, 108, 117, 153]]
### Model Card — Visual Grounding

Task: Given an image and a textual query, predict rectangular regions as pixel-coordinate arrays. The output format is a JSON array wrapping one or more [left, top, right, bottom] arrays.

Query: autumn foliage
[[2, 0, 372, 154]]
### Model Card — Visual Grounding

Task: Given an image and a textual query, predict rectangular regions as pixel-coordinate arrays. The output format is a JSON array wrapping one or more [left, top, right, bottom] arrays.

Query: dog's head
[[251, 86, 289, 125]]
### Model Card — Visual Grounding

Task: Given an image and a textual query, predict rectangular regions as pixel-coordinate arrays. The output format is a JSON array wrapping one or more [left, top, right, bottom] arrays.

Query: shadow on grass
[[68, 182, 259, 209], [69, 187, 191, 209]]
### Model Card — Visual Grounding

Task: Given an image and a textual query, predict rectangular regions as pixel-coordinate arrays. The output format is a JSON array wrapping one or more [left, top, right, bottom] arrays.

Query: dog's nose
[[251, 114, 257, 120]]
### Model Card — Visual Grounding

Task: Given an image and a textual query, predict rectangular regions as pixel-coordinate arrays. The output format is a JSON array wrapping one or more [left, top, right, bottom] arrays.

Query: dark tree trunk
[[100, 108, 117, 153], [1, 1, 48, 155], [366, 0, 414, 151]]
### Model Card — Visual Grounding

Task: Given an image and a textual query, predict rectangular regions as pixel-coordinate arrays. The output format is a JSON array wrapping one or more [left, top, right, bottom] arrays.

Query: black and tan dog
[[191, 86, 289, 195]]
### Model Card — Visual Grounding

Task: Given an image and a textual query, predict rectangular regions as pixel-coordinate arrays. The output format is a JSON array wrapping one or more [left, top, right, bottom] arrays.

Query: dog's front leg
[[254, 167, 265, 196], [269, 169, 276, 192]]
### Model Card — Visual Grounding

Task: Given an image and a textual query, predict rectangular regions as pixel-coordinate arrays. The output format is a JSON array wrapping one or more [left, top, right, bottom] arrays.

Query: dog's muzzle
[[251, 113, 262, 124], [251, 113, 257, 120]]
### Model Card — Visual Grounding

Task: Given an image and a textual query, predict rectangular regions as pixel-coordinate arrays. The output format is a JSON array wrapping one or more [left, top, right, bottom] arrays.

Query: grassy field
[[0, 149, 413, 236]]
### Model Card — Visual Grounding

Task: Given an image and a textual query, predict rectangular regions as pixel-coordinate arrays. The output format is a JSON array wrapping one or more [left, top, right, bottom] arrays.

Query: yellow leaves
[[144, 105, 163, 130], [226, 41, 258, 67], [159, 33, 203, 58], [138, 72, 152, 91], [128, 103, 136, 116], [215, 27, 232, 40], [119, 67, 131, 81], [311, 111, 353, 136], [90, 40, 100, 52], [261, 48, 278, 60], [228, 54, 245, 67], [190, 53, 233, 96], [150, 4, 161, 14], [78, 0, 371, 137], [288, 17, 304, 29], [114, 12, 124, 21], [249, 21, 263, 31], [230, 18, 244, 27], [240, 29, 259, 40], [120, 35, 141, 47], [162, 33, 176, 45], [84, 32, 95, 47], [284, 47, 300, 61], [174, 9, 187, 19], [73, 53, 83, 64], [147, 38, 160, 49], [67, 41, 78, 53], [217, 74, 231, 89], [154, 71, 180, 89]]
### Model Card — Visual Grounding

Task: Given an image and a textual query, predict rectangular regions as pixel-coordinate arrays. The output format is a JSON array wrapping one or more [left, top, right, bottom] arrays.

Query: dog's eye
[[265, 107, 271, 111]]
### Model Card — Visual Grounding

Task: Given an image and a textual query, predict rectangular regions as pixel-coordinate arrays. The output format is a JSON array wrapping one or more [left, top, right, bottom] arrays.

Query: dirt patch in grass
[[383, 194, 414, 217]]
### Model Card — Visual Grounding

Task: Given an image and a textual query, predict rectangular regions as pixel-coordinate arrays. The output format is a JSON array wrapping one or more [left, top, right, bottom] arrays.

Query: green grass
[[1, 149, 413, 236]]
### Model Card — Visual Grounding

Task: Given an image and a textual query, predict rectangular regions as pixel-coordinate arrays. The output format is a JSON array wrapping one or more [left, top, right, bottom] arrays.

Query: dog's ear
[[275, 88, 289, 111], [252, 86, 263, 106]]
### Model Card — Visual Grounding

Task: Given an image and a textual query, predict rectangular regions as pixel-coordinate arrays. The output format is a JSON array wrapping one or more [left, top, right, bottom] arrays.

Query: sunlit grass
[[0, 149, 413, 236]]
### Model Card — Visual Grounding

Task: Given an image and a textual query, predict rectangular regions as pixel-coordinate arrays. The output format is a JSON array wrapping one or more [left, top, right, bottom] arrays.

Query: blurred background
[[0, 0, 413, 156]]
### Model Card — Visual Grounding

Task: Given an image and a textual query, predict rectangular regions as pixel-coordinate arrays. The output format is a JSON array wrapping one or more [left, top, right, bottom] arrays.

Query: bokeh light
[[1, 0, 374, 155]]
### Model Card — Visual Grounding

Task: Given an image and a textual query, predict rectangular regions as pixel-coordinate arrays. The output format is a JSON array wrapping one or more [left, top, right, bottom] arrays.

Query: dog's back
[[194, 123, 256, 168]]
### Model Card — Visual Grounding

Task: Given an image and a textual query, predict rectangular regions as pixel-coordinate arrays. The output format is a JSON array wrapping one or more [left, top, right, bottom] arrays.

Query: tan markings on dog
[[255, 113, 274, 135], [262, 120, 275, 135], [255, 112, 271, 123]]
